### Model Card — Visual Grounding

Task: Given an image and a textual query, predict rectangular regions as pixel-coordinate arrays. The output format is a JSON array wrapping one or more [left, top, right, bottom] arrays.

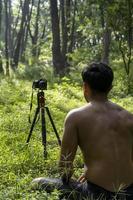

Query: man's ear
[[83, 82, 91, 102], [83, 82, 90, 93]]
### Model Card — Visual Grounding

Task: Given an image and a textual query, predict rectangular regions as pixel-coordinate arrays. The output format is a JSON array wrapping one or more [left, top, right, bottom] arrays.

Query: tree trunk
[[102, 27, 111, 65], [0, 0, 2, 34], [68, 0, 76, 53], [4, 0, 10, 76], [30, 0, 40, 59], [60, 0, 67, 61], [8, 0, 13, 64], [0, 0, 3, 73], [127, 0, 132, 75], [100, 4, 111, 65], [50, 0, 65, 75], [12, 2, 22, 55], [12, 0, 30, 68]]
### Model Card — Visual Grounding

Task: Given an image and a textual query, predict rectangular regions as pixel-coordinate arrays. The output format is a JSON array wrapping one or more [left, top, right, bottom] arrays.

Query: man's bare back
[[68, 101, 133, 192], [32, 63, 133, 199]]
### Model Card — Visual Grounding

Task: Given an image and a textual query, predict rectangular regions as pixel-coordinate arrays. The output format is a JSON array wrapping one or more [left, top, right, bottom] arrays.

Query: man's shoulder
[[68, 104, 90, 115], [65, 104, 89, 122], [109, 101, 133, 125], [110, 101, 132, 114]]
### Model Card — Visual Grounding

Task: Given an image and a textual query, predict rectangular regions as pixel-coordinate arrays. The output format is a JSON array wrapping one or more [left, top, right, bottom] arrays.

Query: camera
[[32, 79, 47, 90]]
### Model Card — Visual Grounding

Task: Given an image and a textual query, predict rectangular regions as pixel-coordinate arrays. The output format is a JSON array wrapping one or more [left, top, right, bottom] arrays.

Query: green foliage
[[0, 65, 133, 199], [0, 77, 84, 199], [15, 63, 55, 83]]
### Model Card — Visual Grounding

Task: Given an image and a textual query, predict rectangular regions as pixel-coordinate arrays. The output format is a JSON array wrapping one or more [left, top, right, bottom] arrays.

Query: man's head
[[82, 62, 114, 101]]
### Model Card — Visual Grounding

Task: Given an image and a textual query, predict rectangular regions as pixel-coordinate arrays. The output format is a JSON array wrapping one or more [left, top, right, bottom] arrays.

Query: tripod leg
[[45, 107, 61, 146], [26, 107, 40, 143], [41, 107, 47, 157]]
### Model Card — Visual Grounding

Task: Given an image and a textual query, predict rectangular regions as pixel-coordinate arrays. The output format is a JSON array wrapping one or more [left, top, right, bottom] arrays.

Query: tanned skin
[[59, 83, 133, 192]]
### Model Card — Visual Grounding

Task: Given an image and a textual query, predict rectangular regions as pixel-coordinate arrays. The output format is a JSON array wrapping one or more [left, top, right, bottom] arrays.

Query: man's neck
[[89, 93, 108, 103]]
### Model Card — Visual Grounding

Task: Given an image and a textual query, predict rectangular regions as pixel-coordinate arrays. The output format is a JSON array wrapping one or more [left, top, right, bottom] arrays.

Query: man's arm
[[59, 111, 78, 183]]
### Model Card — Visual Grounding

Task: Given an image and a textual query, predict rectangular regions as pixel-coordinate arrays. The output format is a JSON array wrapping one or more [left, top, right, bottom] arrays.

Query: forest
[[0, 0, 133, 199]]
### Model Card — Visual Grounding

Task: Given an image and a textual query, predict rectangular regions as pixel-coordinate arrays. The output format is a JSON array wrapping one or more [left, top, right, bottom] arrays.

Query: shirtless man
[[32, 63, 133, 199]]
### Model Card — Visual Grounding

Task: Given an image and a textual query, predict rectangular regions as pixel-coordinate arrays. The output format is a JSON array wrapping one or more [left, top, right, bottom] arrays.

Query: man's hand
[[78, 174, 87, 183]]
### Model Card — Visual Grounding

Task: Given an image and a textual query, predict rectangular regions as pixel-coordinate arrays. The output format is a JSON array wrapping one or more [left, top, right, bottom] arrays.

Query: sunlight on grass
[[0, 77, 132, 199]]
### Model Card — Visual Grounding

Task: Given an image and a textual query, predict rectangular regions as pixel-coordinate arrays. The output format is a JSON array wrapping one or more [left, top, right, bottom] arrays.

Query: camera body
[[32, 79, 47, 90]]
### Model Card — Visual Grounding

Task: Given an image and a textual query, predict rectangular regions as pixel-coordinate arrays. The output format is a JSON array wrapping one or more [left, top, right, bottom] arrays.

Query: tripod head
[[32, 79, 47, 91]]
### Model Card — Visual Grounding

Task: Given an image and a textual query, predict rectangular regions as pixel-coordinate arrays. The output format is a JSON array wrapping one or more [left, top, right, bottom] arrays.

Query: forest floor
[[0, 77, 133, 199]]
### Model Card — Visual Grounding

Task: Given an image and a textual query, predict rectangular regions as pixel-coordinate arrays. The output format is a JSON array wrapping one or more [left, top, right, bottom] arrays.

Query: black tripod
[[26, 90, 61, 157]]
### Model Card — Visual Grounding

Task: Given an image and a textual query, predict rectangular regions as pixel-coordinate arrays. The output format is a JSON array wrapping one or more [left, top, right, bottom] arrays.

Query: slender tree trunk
[[0, 0, 3, 73], [8, 0, 13, 64], [4, 0, 10, 76], [102, 27, 111, 64], [32, 0, 40, 58], [68, 0, 76, 53], [60, 0, 67, 61], [126, 0, 132, 93], [20, 21, 29, 62], [29, 0, 44, 61], [100, 4, 111, 65], [127, 0, 132, 75], [60, 0, 71, 69], [0, 0, 2, 34], [12, 3, 21, 55], [66, 0, 71, 41], [12, 0, 30, 68], [50, 0, 65, 75]]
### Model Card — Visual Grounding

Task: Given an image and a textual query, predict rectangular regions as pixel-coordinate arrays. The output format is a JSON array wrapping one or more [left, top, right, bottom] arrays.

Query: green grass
[[0, 78, 84, 199], [0, 76, 133, 199]]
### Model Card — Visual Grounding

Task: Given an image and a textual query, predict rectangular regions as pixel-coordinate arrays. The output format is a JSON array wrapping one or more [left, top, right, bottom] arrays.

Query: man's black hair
[[82, 62, 114, 93]]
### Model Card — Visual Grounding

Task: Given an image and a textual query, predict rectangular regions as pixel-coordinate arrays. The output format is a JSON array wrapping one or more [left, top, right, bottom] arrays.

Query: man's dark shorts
[[31, 178, 133, 199]]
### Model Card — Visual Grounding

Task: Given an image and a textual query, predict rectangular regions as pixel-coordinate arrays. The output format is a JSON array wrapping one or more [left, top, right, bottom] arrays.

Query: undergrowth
[[0, 75, 133, 199]]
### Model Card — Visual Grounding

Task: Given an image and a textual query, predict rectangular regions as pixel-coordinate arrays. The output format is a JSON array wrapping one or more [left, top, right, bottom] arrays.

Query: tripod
[[26, 90, 61, 157]]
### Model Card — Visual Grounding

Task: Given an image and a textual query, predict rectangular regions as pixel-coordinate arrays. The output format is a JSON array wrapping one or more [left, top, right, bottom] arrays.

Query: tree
[[100, 1, 111, 64], [0, 0, 2, 34], [28, 0, 47, 61], [108, 0, 133, 92], [68, 0, 77, 53], [50, 0, 65, 75], [60, 0, 68, 62], [12, 0, 30, 68], [0, 0, 132, 82], [0, 0, 3, 73], [4, 0, 11, 75]]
